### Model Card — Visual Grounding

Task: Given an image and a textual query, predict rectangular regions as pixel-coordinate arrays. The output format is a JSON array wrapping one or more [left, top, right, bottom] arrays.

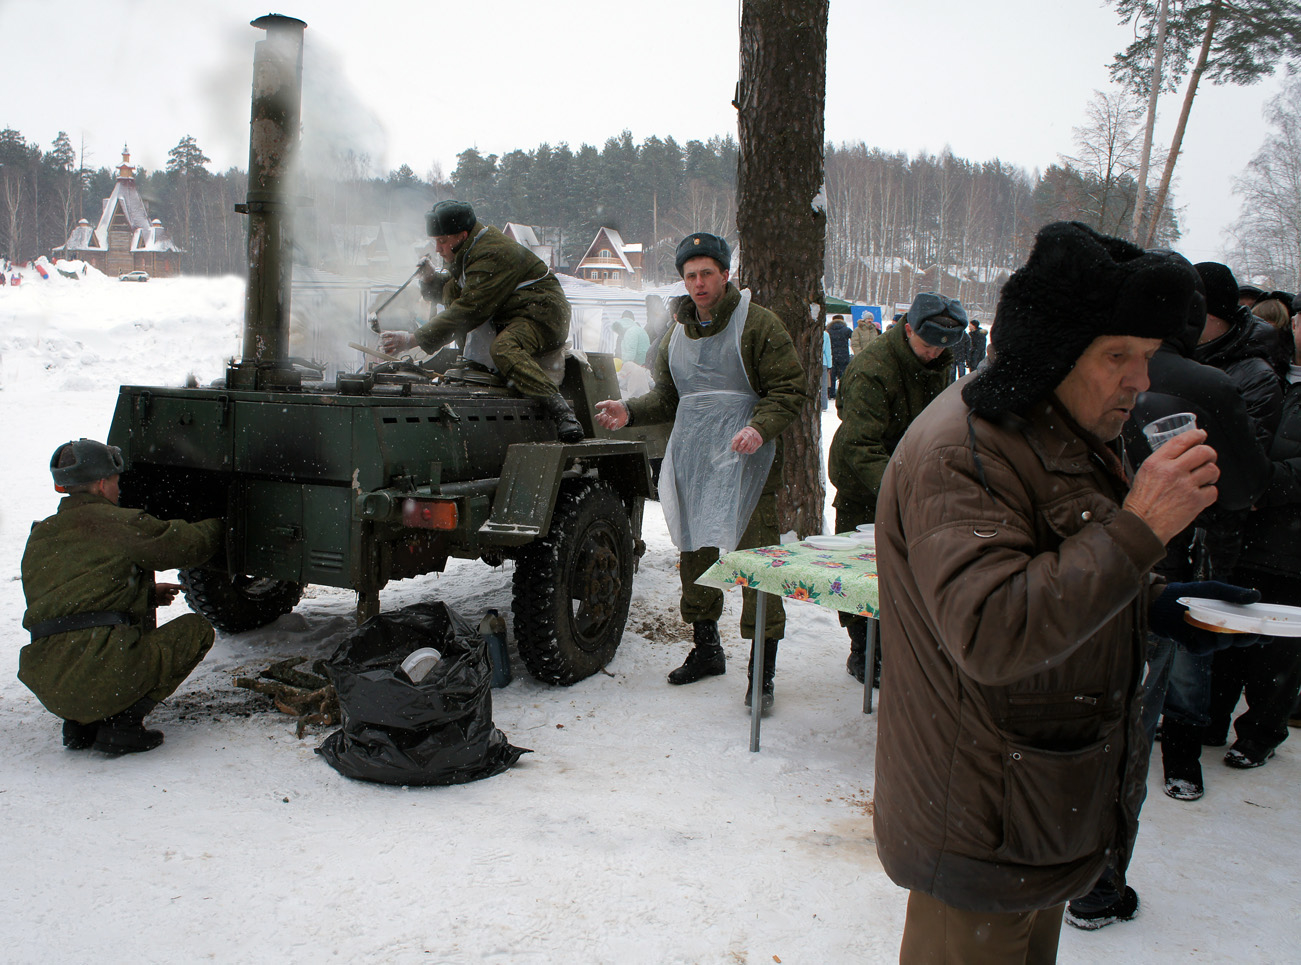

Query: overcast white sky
[[0, 0, 1290, 266]]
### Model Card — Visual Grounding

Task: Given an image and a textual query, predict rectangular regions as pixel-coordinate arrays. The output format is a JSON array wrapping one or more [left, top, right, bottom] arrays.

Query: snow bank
[[0, 278, 1296, 963]]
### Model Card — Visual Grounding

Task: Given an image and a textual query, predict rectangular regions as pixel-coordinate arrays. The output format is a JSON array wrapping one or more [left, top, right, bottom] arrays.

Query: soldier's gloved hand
[[731, 426, 763, 454], [380, 331, 416, 355], [415, 255, 439, 285], [1150, 581, 1264, 654]]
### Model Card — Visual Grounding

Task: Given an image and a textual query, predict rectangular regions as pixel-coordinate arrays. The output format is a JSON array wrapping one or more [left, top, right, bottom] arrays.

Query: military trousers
[[490, 309, 570, 399], [678, 490, 785, 642], [22, 614, 216, 724], [899, 890, 1065, 965], [143, 614, 217, 707]]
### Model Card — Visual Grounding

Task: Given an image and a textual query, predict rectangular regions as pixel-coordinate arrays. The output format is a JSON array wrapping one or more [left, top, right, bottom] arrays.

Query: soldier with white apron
[[596, 233, 807, 711]]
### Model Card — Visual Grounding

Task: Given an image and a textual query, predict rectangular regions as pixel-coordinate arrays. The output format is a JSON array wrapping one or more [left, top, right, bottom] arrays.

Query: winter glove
[[1149, 581, 1264, 655]]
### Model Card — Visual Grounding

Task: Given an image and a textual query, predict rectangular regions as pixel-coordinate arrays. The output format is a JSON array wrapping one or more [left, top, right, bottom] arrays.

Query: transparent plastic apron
[[458, 228, 553, 371], [660, 288, 775, 553]]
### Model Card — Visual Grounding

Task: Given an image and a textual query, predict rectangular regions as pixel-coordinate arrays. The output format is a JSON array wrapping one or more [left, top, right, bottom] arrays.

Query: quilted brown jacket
[[872, 381, 1166, 913]]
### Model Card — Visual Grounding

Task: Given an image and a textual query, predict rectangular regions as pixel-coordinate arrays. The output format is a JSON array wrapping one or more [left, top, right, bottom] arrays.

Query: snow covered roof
[[503, 223, 540, 247], [92, 149, 151, 246], [132, 223, 181, 253], [55, 219, 97, 253], [503, 223, 561, 270], [58, 148, 182, 254], [576, 227, 637, 274]]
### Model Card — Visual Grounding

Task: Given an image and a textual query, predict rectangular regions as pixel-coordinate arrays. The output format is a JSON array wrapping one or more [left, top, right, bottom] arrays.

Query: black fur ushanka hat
[[962, 221, 1203, 418]]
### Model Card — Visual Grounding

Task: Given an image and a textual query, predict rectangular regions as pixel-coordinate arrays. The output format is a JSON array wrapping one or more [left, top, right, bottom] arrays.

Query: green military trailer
[[108, 356, 665, 686], [106, 14, 666, 686]]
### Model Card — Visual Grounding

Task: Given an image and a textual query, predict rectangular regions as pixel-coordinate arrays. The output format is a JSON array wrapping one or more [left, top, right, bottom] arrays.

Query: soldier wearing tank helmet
[[19, 439, 224, 755], [380, 200, 584, 442]]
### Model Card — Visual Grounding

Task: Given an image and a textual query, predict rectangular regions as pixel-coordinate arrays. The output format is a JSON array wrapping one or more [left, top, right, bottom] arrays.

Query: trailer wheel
[[178, 567, 305, 634], [512, 481, 634, 685]]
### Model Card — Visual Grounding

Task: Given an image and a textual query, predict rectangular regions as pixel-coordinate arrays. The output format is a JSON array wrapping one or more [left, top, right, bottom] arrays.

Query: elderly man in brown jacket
[[873, 222, 1264, 962]]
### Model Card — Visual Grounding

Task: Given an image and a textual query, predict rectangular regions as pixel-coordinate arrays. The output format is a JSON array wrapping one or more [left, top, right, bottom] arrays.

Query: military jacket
[[415, 222, 570, 352], [20, 494, 222, 721], [828, 320, 953, 508]]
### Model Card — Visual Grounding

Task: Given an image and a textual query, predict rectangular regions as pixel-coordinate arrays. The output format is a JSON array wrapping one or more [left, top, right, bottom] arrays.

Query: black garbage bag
[[316, 601, 530, 786]]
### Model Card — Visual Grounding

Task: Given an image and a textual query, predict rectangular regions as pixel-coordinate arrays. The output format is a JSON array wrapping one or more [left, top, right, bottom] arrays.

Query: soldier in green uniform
[[380, 200, 584, 442], [828, 292, 966, 683], [595, 233, 806, 711], [20, 439, 224, 755]]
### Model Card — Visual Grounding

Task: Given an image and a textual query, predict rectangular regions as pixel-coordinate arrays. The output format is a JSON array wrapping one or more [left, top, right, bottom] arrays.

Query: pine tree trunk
[[1144, 1, 1220, 246], [736, 0, 829, 538]]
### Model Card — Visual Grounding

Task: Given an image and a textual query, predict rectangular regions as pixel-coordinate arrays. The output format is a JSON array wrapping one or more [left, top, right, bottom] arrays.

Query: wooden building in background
[[54, 146, 183, 277]]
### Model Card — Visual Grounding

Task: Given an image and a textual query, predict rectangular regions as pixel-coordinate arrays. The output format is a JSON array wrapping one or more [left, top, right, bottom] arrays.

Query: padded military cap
[[426, 200, 476, 237], [50, 438, 124, 488], [907, 293, 969, 347], [675, 233, 731, 275]]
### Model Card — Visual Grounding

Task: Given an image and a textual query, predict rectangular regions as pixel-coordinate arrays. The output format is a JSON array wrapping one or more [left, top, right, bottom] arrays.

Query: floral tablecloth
[[695, 534, 879, 617]]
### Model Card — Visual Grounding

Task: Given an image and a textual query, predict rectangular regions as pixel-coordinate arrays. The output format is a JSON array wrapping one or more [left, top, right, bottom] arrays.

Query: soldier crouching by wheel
[[379, 200, 585, 443], [19, 439, 224, 755]]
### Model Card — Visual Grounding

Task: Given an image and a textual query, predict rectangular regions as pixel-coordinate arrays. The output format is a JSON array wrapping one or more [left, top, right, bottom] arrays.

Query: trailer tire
[[512, 480, 634, 685], [178, 567, 305, 634]]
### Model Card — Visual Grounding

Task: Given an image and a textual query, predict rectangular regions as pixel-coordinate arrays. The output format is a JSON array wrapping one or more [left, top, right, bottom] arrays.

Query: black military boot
[[846, 619, 867, 684], [544, 393, 585, 443], [668, 621, 726, 685], [92, 699, 164, 756], [744, 643, 778, 713], [62, 719, 99, 750]]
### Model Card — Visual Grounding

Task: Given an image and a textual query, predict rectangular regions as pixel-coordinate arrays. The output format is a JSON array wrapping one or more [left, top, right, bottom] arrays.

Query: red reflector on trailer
[[401, 498, 458, 530]]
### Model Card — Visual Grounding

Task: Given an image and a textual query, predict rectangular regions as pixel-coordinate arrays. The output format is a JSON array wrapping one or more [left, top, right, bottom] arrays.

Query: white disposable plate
[[1177, 597, 1301, 637], [804, 535, 857, 550], [856, 524, 875, 534], [848, 531, 876, 542]]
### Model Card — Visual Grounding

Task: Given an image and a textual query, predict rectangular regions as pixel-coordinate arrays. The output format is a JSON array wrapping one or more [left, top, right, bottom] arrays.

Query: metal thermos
[[480, 609, 511, 688]]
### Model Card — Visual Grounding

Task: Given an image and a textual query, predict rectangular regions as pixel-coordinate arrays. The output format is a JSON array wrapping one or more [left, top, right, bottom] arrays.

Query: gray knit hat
[[50, 439, 124, 488]]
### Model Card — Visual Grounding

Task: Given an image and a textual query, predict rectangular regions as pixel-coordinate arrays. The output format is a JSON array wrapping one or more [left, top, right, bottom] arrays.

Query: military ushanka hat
[[50, 438, 125, 489]]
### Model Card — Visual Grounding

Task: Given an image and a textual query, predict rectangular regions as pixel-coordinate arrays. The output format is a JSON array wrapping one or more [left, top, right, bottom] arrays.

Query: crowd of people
[[19, 208, 1301, 963]]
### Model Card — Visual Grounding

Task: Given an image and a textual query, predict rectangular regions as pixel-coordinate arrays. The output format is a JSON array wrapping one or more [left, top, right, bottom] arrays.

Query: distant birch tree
[[1228, 74, 1301, 290]]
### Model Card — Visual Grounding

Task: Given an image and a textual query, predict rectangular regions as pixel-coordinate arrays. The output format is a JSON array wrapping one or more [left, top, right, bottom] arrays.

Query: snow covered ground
[[0, 268, 1297, 963]]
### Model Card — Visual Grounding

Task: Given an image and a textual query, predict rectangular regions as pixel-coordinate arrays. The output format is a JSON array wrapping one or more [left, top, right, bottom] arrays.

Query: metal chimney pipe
[[232, 13, 306, 389]]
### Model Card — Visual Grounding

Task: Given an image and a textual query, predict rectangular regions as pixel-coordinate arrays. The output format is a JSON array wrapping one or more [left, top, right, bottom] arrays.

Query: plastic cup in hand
[[1142, 412, 1197, 450]]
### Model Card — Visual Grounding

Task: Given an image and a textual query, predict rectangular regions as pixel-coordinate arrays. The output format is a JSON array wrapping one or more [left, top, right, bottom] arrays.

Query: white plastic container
[[400, 647, 442, 683]]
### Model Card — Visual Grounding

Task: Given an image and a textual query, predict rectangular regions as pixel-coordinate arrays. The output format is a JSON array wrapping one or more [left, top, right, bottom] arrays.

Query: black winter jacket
[[1194, 313, 1285, 449], [827, 319, 853, 368], [1123, 316, 1273, 580], [967, 325, 987, 367], [1238, 372, 1301, 578]]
